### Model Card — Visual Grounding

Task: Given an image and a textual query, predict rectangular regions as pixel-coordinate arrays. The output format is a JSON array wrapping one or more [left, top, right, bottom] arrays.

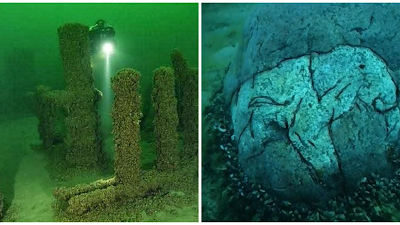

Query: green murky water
[[0, 3, 198, 222]]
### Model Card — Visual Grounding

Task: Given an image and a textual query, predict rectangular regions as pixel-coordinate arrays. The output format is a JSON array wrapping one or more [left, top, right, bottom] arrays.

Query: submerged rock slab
[[231, 45, 400, 203]]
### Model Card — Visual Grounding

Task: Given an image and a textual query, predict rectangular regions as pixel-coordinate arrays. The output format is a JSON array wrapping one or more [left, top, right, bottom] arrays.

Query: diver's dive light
[[102, 42, 114, 55], [89, 19, 116, 56]]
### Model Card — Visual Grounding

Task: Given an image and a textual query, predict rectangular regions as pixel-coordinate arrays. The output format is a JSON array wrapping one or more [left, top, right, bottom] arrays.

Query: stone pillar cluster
[[46, 25, 197, 218]]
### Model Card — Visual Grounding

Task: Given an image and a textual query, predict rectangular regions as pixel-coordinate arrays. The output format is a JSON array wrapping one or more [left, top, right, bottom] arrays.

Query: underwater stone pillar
[[171, 49, 188, 126], [171, 50, 198, 158], [33, 85, 66, 149], [181, 68, 199, 158], [58, 23, 102, 169], [111, 69, 142, 186], [152, 67, 179, 171], [58, 23, 93, 92]]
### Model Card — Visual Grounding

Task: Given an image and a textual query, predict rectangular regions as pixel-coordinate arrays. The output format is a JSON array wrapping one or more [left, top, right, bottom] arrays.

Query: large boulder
[[227, 3, 400, 205], [231, 45, 400, 204]]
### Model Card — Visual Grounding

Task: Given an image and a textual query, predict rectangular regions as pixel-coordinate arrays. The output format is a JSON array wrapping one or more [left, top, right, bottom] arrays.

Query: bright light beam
[[102, 42, 114, 55], [101, 49, 113, 136], [105, 52, 111, 93]]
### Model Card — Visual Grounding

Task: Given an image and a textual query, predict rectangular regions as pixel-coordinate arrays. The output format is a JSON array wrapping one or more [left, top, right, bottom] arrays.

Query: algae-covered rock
[[33, 85, 67, 148], [171, 49, 188, 121], [152, 67, 179, 171], [58, 23, 93, 92], [57, 23, 103, 169], [231, 45, 399, 204], [53, 177, 117, 202], [171, 50, 199, 159], [181, 68, 199, 158], [112, 68, 142, 187], [66, 185, 123, 216]]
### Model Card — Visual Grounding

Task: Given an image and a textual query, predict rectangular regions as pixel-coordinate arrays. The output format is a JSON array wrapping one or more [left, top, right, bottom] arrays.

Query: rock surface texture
[[231, 44, 400, 203], [228, 3, 400, 204], [224, 4, 400, 102]]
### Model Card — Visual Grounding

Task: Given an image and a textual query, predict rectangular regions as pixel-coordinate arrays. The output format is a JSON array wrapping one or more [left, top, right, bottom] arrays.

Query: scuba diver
[[89, 19, 116, 55]]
